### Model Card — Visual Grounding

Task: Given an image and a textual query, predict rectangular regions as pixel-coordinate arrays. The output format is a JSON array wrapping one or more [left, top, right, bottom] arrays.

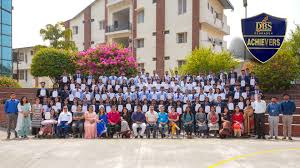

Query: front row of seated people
[[36, 103, 251, 139]]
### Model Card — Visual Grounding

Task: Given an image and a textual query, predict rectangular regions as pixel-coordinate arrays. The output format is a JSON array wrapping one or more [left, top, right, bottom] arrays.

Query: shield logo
[[241, 13, 287, 63]]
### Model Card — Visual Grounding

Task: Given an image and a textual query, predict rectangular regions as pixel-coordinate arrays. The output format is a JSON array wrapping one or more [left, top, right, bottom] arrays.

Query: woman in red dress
[[232, 106, 244, 137]]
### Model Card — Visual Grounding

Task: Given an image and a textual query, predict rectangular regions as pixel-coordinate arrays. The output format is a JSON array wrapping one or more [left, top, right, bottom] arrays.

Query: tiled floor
[[0, 130, 300, 168]]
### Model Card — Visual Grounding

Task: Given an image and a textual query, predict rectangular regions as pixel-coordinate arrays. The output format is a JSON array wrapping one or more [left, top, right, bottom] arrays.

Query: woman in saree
[[243, 99, 254, 136], [97, 107, 108, 138]]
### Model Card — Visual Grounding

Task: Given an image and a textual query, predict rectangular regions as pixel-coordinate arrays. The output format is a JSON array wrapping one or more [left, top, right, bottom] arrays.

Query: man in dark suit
[[36, 81, 50, 101]]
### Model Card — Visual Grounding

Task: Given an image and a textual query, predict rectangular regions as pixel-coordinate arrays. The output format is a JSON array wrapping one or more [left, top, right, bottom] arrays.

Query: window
[[99, 20, 105, 30], [18, 53, 25, 62], [19, 70, 25, 80], [137, 10, 144, 24], [138, 63, 145, 72], [1, 60, 12, 74], [178, 0, 187, 15], [72, 26, 79, 35], [2, 35, 12, 47], [207, 2, 210, 9], [18, 70, 27, 81], [2, 47, 12, 60], [178, 60, 186, 67], [2, 25, 12, 35], [210, 6, 214, 14], [30, 50, 34, 56], [136, 39, 144, 48], [2, 0, 12, 12], [153, 0, 157, 3], [177, 32, 187, 43], [2, 10, 12, 25]]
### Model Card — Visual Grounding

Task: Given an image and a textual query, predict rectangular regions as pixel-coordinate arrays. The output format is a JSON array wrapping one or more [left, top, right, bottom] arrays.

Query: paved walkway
[[1, 130, 300, 168]]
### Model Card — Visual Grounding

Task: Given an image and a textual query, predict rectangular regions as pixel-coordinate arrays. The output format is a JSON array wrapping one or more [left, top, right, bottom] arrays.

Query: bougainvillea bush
[[76, 43, 138, 76]]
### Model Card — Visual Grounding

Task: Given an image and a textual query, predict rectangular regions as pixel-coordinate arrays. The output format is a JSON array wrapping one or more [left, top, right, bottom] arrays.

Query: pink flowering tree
[[76, 43, 138, 76]]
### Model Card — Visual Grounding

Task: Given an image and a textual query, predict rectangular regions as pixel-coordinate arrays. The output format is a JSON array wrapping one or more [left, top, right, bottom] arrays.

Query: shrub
[[0, 76, 21, 88], [253, 43, 300, 92], [76, 43, 138, 76], [179, 47, 239, 75], [31, 48, 76, 82]]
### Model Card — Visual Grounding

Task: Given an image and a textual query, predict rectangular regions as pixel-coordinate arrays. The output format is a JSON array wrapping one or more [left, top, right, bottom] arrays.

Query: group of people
[[3, 68, 297, 140]]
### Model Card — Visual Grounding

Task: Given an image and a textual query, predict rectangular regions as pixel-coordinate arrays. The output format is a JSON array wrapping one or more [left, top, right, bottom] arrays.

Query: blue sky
[[12, 0, 300, 48]]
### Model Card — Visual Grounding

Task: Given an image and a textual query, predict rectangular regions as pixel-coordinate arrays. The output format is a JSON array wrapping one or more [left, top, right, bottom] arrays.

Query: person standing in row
[[31, 98, 43, 137], [253, 94, 266, 139], [266, 97, 281, 140], [281, 94, 296, 140], [16, 96, 32, 139], [4, 92, 19, 139]]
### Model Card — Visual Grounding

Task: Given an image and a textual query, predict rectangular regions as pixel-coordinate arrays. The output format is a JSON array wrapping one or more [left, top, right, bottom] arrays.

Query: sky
[[12, 0, 300, 49]]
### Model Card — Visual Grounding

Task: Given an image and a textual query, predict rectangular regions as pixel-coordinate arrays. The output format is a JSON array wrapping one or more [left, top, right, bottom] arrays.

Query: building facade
[[12, 47, 53, 88], [65, 0, 233, 76], [0, 0, 12, 76]]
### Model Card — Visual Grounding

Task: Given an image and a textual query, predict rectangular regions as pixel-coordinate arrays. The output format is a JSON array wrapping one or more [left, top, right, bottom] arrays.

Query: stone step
[[264, 123, 300, 137], [264, 114, 300, 124]]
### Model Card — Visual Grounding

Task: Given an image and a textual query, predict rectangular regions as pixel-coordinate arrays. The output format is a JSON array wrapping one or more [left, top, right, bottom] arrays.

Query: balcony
[[106, 22, 131, 35], [106, 0, 130, 7], [200, 0, 230, 35], [200, 31, 227, 52]]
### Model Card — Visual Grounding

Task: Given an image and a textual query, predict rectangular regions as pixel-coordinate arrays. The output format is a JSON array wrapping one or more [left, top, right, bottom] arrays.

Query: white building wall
[[70, 13, 85, 51], [91, 0, 106, 47], [164, 0, 193, 71], [136, 0, 156, 73], [13, 47, 52, 88]]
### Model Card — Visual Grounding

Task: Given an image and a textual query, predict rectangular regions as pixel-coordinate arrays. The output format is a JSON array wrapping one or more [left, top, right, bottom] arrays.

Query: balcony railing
[[106, 22, 131, 33]]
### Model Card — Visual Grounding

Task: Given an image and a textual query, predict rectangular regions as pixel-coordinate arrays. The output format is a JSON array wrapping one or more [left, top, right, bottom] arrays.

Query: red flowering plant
[[76, 43, 138, 77]]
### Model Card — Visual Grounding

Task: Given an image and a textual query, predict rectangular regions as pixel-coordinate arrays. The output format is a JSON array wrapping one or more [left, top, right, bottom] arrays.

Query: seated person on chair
[[107, 105, 121, 138], [120, 117, 131, 138], [182, 106, 194, 139], [72, 105, 84, 138], [145, 105, 158, 138], [232, 106, 244, 137], [158, 106, 169, 138], [168, 106, 180, 138], [131, 105, 146, 138], [207, 106, 219, 137], [57, 106, 72, 138], [195, 106, 208, 138]]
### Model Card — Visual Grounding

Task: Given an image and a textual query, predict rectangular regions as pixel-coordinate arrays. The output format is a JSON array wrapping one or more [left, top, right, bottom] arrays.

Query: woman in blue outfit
[[97, 107, 108, 138]]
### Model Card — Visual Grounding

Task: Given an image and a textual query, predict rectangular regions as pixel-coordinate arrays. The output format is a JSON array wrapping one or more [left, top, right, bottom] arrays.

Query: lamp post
[[243, 0, 248, 62]]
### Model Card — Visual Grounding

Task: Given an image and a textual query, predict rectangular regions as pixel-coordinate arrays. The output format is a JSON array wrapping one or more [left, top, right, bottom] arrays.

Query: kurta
[[16, 103, 31, 137], [31, 104, 43, 128], [84, 111, 98, 139]]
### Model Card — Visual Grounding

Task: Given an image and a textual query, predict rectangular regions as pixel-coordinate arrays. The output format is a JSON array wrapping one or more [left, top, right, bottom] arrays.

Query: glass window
[[2, 10, 12, 25], [1, 60, 12, 74], [2, 0, 12, 12], [2, 47, 12, 60], [177, 32, 187, 43], [137, 10, 144, 24], [178, 0, 187, 15], [2, 35, 12, 47], [2, 24, 12, 35]]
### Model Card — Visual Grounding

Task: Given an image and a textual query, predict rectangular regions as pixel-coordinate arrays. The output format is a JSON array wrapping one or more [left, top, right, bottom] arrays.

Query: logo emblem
[[241, 13, 287, 63]]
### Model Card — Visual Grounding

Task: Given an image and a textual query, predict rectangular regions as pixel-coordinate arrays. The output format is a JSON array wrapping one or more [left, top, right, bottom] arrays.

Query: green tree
[[289, 25, 300, 63], [31, 48, 76, 83], [179, 47, 239, 75], [40, 22, 77, 51], [253, 42, 300, 92]]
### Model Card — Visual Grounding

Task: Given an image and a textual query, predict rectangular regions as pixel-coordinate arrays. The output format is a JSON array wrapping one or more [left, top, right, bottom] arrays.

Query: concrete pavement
[[1, 130, 300, 168]]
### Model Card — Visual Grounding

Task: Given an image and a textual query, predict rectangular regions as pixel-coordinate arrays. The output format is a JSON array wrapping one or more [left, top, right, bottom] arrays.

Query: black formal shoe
[[288, 137, 293, 140], [135, 136, 138, 139], [140, 136, 143, 139]]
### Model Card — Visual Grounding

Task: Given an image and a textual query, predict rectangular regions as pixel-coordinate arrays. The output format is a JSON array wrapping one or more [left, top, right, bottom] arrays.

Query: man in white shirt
[[253, 94, 266, 139], [145, 105, 158, 138], [57, 106, 72, 138]]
